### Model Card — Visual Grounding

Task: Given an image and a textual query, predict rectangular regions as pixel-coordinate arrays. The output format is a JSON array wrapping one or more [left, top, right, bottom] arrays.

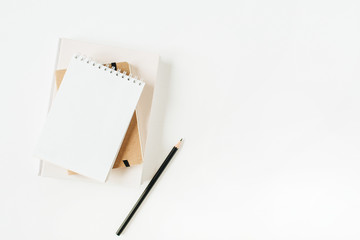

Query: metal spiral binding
[[73, 54, 143, 86]]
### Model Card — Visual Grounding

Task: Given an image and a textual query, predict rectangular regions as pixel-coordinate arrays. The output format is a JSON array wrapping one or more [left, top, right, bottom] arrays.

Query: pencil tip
[[175, 139, 183, 148]]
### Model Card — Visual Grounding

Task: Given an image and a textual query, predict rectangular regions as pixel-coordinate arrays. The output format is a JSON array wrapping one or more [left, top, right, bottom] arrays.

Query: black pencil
[[116, 139, 183, 236]]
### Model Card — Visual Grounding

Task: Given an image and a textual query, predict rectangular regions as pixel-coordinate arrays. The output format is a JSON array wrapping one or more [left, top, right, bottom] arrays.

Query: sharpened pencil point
[[175, 139, 183, 149]]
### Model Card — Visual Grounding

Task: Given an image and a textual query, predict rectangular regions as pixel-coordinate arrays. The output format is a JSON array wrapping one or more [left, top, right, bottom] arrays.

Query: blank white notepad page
[[35, 54, 145, 182]]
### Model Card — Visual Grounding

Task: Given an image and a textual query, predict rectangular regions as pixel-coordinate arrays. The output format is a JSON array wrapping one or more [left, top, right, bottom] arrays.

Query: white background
[[1, 0, 360, 239]]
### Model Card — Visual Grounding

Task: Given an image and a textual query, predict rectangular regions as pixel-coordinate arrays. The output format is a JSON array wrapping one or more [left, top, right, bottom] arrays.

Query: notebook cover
[[55, 63, 143, 176], [35, 55, 145, 182]]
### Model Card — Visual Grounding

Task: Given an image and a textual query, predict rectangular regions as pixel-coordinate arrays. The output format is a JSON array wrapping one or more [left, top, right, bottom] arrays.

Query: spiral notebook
[[54, 62, 143, 175], [35, 54, 145, 182]]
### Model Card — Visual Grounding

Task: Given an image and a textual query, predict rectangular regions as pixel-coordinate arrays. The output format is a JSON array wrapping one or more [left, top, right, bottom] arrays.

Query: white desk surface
[[2, 1, 360, 239]]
